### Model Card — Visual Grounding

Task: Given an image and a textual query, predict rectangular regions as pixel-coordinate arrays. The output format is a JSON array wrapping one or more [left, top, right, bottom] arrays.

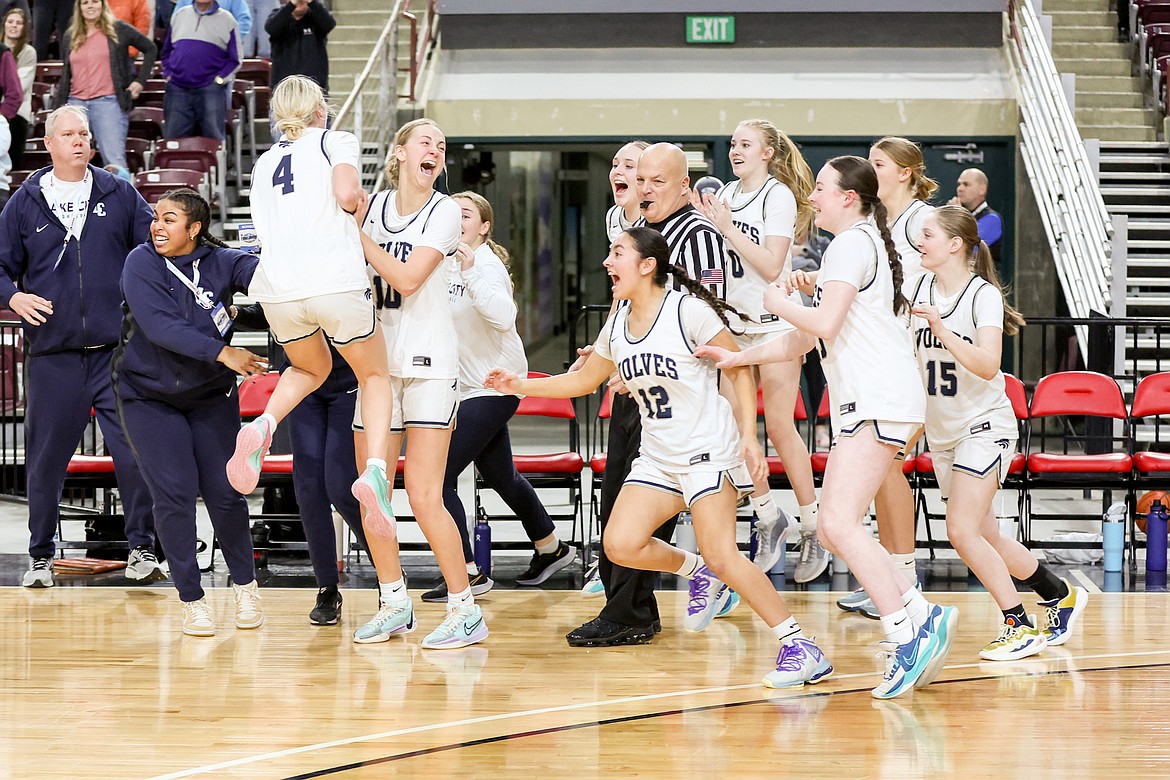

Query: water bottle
[[1102, 502, 1125, 573], [473, 515, 492, 576], [676, 513, 698, 554], [1146, 500, 1168, 573]]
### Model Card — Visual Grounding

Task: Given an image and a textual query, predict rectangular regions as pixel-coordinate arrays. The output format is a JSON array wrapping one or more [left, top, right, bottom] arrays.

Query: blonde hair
[[872, 136, 939, 203], [69, 0, 117, 53], [384, 118, 443, 185], [451, 190, 509, 266], [737, 119, 814, 240], [45, 104, 89, 136], [930, 205, 1025, 336], [271, 75, 329, 141]]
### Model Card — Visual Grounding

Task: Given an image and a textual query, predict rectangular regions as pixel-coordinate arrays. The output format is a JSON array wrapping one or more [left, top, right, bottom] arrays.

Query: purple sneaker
[[684, 565, 731, 633], [763, 636, 834, 689]]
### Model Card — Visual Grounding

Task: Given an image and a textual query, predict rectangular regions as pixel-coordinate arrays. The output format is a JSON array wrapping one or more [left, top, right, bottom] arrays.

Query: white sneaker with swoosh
[[422, 603, 489, 649]]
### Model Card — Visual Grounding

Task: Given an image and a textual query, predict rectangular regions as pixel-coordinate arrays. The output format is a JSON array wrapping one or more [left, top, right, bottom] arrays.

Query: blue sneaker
[[353, 599, 415, 644], [422, 603, 489, 649], [914, 603, 959, 687], [872, 617, 947, 700], [1039, 581, 1088, 646], [763, 636, 834, 689], [226, 417, 273, 495], [351, 464, 397, 540], [715, 590, 740, 618], [837, 587, 873, 613], [683, 565, 731, 633]]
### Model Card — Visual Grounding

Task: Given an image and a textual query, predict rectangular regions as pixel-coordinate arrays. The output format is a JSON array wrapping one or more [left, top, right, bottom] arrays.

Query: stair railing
[[1006, 0, 1115, 356]]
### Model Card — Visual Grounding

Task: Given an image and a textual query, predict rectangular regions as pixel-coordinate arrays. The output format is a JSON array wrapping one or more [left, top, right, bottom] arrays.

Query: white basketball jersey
[[910, 273, 1015, 450], [362, 190, 462, 378], [717, 177, 799, 334], [890, 199, 932, 290], [815, 220, 925, 433], [606, 204, 636, 243], [248, 128, 368, 303], [594, 290, 740, 472]]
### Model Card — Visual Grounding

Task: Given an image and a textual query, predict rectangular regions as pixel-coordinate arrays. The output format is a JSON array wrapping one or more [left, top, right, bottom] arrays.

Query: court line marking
[[1068, 568, 1103, 594], [146, 646, 1170, 780]]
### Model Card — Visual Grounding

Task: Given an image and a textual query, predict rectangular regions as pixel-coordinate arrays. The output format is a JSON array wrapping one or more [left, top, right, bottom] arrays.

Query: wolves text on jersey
[[617, 352, 680, 382], [380, 240, 414, 262], [914, 326, 974, 350]]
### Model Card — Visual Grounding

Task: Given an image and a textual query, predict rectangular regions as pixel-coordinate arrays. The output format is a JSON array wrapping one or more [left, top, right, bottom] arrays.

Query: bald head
[[956, 168, 989, 210], [637, 143, 691, 223]]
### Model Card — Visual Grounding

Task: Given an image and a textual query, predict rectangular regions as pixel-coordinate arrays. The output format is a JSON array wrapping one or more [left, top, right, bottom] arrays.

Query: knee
[[602, 533, 638, 567], [815, 513, 850, 555], [698, 548, 738, 581]]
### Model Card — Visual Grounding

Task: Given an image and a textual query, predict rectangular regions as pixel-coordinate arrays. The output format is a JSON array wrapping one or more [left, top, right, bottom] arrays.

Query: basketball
[[1136, 490, 1170, 533], [693, 175, 723, 198]]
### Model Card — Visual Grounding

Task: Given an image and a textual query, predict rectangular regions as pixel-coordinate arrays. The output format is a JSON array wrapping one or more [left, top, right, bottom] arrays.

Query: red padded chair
[[237, 58, 272, 87], [1130, 372, 1170, 481], [128, 106, 166, 142], [34, 61, 63, 85], [764, 392, 811, 490], [155, 138, 227, 223]]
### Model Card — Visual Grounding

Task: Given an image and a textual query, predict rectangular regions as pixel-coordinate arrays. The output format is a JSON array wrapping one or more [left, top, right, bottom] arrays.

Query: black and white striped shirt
[[639, 205, 727, 300]]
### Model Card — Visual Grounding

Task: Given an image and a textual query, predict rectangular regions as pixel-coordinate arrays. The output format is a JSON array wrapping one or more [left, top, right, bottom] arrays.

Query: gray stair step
[[1077, 106, 1160, 125], [1129, 276, 1170, 286], [1099, 153, 1170, 165], [1076, 75, 1146, 92], [1055, 58, 1133, 76], [1053, 41, 1130, 59], [1099, 170, 1170, 181], [1123, 256, 1170, 266], [1099, 140, 1168, 150], [1079, 124, 1160, 141], [1047, 10, 1117, 26], [1107, 203, 1170, 213], [1077, 91, 1147, 109], [1099, 185, 1170, 196], [1125, 219, 1170, 231], [1129, 239, 1170, 249], [1054, 25, 1122, 43]]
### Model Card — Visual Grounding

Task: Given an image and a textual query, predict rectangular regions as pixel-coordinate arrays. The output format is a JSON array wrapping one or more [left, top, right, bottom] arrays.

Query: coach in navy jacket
[[0, 105, 159, 584]]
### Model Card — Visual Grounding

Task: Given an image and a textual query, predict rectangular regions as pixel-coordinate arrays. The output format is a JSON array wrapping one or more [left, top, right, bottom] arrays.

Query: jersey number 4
[[637, 386, 672, 419], [925, 360, 957, 397], [273, 154, 295, 194]]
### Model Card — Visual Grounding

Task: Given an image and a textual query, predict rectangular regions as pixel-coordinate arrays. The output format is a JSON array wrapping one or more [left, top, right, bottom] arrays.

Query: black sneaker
[[422, 569, 495, 603], [566, 616, 655, 647], [515, 542, 577, 586], [309, 586, 342, 625]]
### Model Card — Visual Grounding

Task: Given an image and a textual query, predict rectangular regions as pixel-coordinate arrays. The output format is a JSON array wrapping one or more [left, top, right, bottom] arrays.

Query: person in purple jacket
[[115, 187, 267, 637], [0, 104, 161, 588], [160, 0, 239, 140]]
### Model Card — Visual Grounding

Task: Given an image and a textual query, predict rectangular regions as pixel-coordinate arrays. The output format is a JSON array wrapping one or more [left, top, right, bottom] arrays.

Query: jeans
[[67, 95, 128, 170], [244, 0, 279, 57], [164, 81, 229, 141]]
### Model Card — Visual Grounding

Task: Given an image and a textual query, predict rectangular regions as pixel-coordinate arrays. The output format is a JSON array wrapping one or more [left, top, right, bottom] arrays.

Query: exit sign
[[686, 15, 735, 44]]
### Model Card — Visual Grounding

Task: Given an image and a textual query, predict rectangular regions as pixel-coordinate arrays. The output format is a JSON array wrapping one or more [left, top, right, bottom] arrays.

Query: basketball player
[[701, 157, 956, 699], [487, 227, 834, 689], [911, 206, 1087, 658], [700, 119, 822, 581], [349, 118, 488, 650], [228, 75, 396, 537], [834, 136, 939, 618]]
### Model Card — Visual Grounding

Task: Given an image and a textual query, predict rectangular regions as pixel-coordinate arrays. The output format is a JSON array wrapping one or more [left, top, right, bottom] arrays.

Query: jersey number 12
[[273, 154, 295, 194], [637, 386, 672, 419]]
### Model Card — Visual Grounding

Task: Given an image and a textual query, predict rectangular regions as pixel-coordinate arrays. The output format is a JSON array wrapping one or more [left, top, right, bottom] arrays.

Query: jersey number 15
[[925, 360, 957, 397]]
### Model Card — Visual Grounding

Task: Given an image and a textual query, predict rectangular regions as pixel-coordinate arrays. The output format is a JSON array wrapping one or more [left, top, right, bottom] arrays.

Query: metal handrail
[[1005, 0, 1116, 357]]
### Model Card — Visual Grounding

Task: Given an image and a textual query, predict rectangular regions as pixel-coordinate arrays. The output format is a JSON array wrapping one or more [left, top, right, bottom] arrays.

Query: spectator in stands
[[952, 167, 1005, 275], [244, 0, 276, 57], [161, 0, 240, 141], [52, 0, 157, 172], [0, 35, 20, 207], [117, 187, 266, 636], [172, 0, 250, 54], [266, 0, 333, 141], [107, 0, 150, 38], [33, 0, 71, 59], [0, 105, 161, 588], [3, 8, 34, 171]]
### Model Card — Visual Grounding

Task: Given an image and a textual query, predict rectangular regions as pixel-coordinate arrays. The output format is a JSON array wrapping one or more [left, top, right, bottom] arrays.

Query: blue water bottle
[[473, 515, 492, 576], [1146, 500, 1168, 573], [1102, 502, 1125, 573]]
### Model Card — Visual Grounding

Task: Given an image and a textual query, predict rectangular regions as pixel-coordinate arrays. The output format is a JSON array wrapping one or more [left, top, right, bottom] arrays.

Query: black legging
[[442, 394, 556, 563], [9, 115, 28, 170], [33, 0, 72, 59]]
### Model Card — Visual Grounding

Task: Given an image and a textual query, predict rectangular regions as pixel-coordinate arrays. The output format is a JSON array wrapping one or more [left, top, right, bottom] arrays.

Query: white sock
[[379, 578, 408, 606], [770, 615, 804, 643], [798, 502, 818, 532], [674, 550, 702, 579], [448, 586, 474, 609], [902, 585, 930, 631], [880, 607, 915, 645], [891, 551, 918, 589], [366, 457, 387, 473], [535, 537, 560, 555], [258, 412, 276, 429], [465, 562, 478, 576], [751, 493, 780, 525]]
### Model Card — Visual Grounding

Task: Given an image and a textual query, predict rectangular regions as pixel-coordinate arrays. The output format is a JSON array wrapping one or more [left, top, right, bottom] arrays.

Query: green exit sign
[[686, 15, 735, 44]]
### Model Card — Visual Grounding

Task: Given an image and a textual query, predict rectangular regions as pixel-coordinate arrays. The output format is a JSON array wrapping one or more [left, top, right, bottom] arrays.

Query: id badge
[[211, 302, 231, 336]]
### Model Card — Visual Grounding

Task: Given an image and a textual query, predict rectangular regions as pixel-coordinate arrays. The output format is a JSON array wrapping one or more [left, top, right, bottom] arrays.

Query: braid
[[199, 227, 229, 249], [871, 200, 908, 316], [665, 265, 750, 333]]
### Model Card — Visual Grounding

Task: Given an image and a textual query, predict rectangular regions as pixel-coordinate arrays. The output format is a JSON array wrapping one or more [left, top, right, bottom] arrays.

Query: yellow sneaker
[[979, 614, 1046, 661]]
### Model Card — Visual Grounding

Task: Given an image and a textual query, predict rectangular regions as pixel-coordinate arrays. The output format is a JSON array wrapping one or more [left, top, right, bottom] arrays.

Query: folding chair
[[155, 138, 227, 224]]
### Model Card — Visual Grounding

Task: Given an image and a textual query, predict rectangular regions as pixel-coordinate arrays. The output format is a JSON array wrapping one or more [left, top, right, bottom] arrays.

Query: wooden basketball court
[[5, 586, 1169, 778]]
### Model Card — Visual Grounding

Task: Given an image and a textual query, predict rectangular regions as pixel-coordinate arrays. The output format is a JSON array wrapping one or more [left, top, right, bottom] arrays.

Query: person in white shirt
[[350, 118, 488, 651], [910, 205, 1086, 660], [227, 75, 396, 538], [427, 190, 572, 602], [700, 156, 955, 700], [699, 118, 821, 582]]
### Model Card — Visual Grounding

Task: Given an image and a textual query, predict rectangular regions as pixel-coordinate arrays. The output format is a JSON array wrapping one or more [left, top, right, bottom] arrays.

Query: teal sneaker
[[914, 603, 959, 687], [872, 607, 956, 700], [226, 417, 273, 495], [715, 590, 740, 618], [353, 599, 415, 644], [763, 636, 834, 689], [351, 464, 396, 539], [422, 603, 489, 649], [581, 562, 605, 598], [1039, 581, 1088, 646]]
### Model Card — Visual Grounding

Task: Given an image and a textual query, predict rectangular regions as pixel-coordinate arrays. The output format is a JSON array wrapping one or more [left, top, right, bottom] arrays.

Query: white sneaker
[[581, 562, 604, 598], [753, 513, 790, 573], [181, 598, 215, 636], [126, 546, 167, 582], [233, 580, 264, 629], [22, 556, 54, 588], [354, 599, 416, 643], [422, 603, 489, 650], [793, 530, 830, 583]]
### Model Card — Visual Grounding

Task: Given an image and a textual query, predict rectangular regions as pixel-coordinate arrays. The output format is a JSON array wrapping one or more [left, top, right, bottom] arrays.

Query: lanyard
[[164, 257, 216, 310]]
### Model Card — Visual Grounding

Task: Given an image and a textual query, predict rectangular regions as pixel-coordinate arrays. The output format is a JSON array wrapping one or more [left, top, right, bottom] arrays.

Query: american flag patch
[[700, 268, 725, 285]]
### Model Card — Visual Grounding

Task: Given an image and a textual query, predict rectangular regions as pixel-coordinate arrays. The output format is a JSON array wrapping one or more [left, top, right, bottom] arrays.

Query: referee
[[568, 143, 728, 647]]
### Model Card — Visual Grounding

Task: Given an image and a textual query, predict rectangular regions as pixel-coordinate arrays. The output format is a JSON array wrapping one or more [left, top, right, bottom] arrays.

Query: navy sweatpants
[[443, 394, 555, 563], [287, 369, 368, 587], [117, 384, 254, 602], [26, 349, 155, 558]]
